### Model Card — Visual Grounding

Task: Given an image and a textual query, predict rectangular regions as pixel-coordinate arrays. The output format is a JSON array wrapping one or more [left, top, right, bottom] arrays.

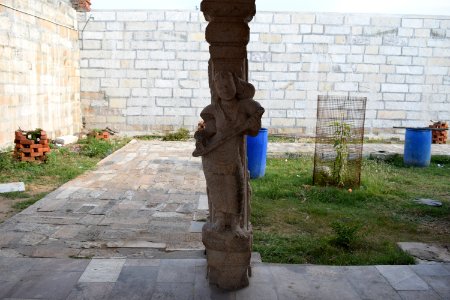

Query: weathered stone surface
[[54, 135, 79, 146], [106, 241, 166, 249], [156, 259, 197, 283], [413, 199, 443, 207], [397, 290, 442, 300], [376, 265, 430, 291], [369, 150, 398, 161], [78, 259, 126, 283], [0, 182, 25, 194], [0, 141, 205, 258], [108, 266, 159, 299], [7, 270, 83, 300], [343, 266, 401, 299], [2, 257, 450, 298], [201, 222, 252, 290], [189, 221, 205, 233], [398, 242, 450, 263], [194, 0, 264, 290], [66, 282, 115, 300], [269, 265, 361, 299]]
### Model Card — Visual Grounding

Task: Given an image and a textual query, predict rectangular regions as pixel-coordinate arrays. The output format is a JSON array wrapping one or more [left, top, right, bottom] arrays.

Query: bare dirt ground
[[0, 183, 57, 223]]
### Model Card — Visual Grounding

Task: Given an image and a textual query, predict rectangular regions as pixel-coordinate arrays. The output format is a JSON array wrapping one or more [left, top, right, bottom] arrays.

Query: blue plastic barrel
[[404, 128, 432, 167], [246, 128, 268, 179]]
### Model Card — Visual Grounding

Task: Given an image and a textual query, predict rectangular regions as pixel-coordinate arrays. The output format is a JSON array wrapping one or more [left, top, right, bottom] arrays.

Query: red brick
[[16, 139, 34, 145], [21, 157, 36, 162], [71, 0, 91, 12]]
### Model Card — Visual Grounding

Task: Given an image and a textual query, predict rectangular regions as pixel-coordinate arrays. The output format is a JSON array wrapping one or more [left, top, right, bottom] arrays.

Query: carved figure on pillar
[[193, 72, 263, 290], [194, 0, 262, 290], [194, 72, 264, 237]]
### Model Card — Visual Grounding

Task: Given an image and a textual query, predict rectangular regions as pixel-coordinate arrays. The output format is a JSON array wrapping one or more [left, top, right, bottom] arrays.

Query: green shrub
[[162, 128, 190, 141], [330, 220, 361, 249], [0, 151, 14, 171], [79, 138, 114, 158]]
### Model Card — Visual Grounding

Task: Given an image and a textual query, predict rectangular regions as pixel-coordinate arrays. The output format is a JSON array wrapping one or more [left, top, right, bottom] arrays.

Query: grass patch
[[268, 135, 315, 143], [251, 155, 450, 265], [79, 137, 130, 158], [0, 191, 32, 199], [11, 192, 49, 210], [0, 137, 130, 215], [134, 135, 162, 141], [363, 137, 403, 144]]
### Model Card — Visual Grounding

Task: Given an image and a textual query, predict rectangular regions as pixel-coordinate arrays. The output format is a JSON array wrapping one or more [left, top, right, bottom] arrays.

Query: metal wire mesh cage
[[313, 95, 367, 188]]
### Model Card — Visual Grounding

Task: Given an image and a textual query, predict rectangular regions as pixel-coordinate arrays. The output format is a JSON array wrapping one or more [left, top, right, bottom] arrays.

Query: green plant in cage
[[331, 121, 351, 187]]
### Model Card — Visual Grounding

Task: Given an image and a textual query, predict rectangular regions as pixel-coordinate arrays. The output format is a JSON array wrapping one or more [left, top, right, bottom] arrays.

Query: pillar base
[[202, 222, 252, 290]]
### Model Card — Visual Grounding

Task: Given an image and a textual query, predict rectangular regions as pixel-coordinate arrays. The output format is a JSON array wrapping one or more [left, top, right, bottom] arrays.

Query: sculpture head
[[214, 71, 256, 101], [214, 71, 236, 101]]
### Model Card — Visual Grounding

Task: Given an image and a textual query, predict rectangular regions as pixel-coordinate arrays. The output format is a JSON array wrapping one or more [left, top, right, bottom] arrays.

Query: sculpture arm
[[243, 101, 265, 137], [200, 104, 217, 138]]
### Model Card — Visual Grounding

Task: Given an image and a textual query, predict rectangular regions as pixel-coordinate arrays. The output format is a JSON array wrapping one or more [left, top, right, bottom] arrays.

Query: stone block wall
[[78, 10, 450, 138], [250, 12, 450, 137], [78, 11, 209, 136], [0, 0, 81, 149]]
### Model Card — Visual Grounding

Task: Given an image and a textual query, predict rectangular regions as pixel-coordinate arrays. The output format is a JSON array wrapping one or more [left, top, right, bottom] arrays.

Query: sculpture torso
[[202, 100, 245, 175]]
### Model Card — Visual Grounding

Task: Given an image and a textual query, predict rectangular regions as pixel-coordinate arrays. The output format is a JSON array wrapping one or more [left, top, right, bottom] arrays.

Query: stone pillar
[[194, 0, 262, 291], [201, 0, 255, 88]]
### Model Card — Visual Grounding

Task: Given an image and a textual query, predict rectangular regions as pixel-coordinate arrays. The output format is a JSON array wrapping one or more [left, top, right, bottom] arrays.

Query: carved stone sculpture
[[193, 0, 264, 290]]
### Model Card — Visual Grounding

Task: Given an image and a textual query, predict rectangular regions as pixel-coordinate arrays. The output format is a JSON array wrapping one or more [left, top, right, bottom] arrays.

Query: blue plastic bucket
[[404, 128, 432, 167], [246, 128, 268, 179]]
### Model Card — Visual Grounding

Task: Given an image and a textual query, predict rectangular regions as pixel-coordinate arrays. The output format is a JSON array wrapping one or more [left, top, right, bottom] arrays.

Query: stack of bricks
[[429, 122, 448, 144], [88, 130, 110, 140], [95, 131, 109, 140], [71, 0, 91, 12], [14, 131, 51, 162]]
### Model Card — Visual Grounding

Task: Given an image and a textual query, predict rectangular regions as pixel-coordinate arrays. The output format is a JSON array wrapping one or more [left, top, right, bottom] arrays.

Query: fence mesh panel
[[313, 95, 367, 188]]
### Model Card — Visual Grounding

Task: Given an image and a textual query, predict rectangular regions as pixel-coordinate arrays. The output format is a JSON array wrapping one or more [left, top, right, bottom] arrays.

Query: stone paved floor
[[0, 140, 449, 299], [1, 257, 449, 299], [268, 142, 450, 157], [0, 140, 207, 259]]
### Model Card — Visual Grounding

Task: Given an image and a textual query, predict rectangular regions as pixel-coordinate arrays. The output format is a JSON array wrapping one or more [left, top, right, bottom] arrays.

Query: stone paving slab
[[78, 259, 126, 283], [376, 265, 430, 291], [1, 258, 450, 299], [267, 142, 450, 157], [0, 141, 206, 259]]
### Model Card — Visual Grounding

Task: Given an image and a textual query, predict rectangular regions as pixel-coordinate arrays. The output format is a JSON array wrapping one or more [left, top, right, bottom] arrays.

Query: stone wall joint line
[[0, 3, 76, 30]]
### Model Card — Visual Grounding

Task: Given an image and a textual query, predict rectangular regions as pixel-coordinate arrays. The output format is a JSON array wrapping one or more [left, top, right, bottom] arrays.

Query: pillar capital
[[201, 0, 256, 23], [201, 0, 256, 79]]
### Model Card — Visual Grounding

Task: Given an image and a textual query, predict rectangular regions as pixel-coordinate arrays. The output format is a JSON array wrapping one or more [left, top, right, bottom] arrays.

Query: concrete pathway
[[0, 140, 449, 299]]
